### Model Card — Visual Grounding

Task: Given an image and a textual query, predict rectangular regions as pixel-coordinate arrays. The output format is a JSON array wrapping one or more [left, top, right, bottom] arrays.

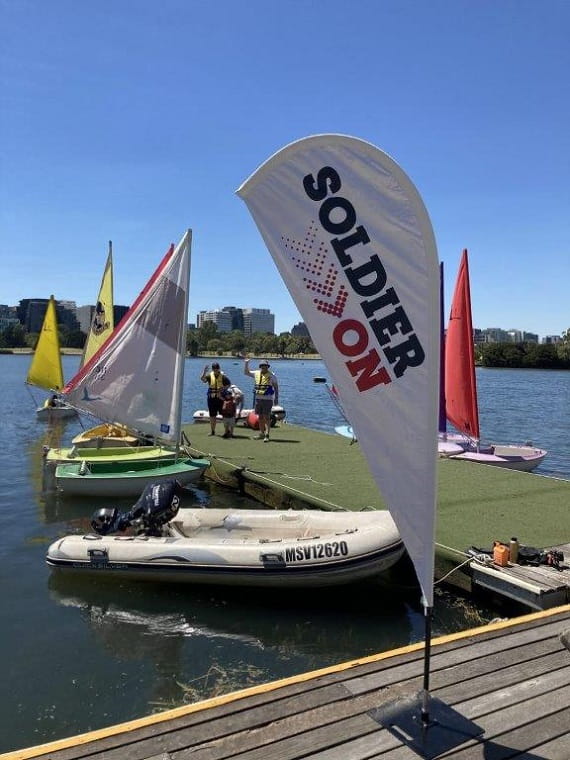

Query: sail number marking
[[285, 540, 349, 562]]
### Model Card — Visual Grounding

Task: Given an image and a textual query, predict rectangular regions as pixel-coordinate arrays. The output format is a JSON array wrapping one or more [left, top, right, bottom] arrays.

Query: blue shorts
[[207, 397, 223, 417]]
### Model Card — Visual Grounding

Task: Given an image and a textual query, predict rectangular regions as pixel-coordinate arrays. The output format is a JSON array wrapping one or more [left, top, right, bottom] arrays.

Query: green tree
[[0, 323, 27, 348], [207, 338, 224, 354], [227, 330, 246, 355], [64, 329, 87, 349], [557, 328, 570, 365], [197, 321, 218, 352]]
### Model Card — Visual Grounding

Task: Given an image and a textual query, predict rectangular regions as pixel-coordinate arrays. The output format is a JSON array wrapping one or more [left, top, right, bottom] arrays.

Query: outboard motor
[[91, 506, 124, 535], [90, 480, 185, 537]]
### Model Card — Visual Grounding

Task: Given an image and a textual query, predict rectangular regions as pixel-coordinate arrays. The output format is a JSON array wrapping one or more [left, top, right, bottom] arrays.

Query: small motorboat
[[192, 405, 286, 427], [46, 481, 405, 588]]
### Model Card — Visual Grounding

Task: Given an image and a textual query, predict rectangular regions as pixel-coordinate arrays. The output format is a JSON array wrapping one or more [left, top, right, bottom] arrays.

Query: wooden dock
[[5, 605, 570, 760], [470, 543, 570, 611]]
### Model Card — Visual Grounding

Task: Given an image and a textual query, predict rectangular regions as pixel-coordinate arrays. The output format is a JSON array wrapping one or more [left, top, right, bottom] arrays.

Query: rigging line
[[207, 454, 256, 461], [206, 461, 239, 487], [433, 556, 474, 586], [247, 469, 333, 485], [242, 469, 342, 511], [435, 541, 471, 557]]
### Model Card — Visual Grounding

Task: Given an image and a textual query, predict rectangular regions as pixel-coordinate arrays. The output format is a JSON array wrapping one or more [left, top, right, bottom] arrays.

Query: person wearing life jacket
[[200, 361, 230, 435], [244, 357, 279, 442]]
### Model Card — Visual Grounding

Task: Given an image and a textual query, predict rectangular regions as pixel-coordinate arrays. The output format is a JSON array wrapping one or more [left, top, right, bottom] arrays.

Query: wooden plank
[[45, 684, 353, 760], [169, 698, 384, 760], [304, 662, 570, 759], [436, 653, 567, 704], [172, 714, 390, 760], [343, 616, 570, 698], [438, 707, 570, 759], [454, 666, 570, 718], [529, 716, 570, 760]]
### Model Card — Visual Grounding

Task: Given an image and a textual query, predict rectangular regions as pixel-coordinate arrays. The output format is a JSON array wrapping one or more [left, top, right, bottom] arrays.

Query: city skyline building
[[197, 306, 275, 336]]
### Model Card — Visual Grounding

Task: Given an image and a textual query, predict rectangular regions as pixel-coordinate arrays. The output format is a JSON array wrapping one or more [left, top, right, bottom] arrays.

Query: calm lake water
[[0, 355, 568, 753]]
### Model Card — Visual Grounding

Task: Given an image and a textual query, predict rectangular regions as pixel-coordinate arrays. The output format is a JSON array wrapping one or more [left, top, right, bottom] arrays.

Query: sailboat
[[46, 244, 178, 465], [442, 249, 547, 472], [73, 242, 139, 447], [71, 243, 141, 449], [81, 242, 115, 367], [26, 296, 77, 421], [51, 230, 209, 497]]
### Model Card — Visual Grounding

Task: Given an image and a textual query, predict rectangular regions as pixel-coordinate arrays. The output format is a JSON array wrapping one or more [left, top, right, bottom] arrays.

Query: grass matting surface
[[183, 420, 570, 556]]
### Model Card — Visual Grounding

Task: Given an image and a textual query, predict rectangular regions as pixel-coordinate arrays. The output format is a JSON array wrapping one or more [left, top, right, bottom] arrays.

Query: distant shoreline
[[0, 348, 83, 355], [1, 348, 323, 360]]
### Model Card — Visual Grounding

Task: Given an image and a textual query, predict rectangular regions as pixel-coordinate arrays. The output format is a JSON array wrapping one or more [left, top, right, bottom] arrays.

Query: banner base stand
[[369, 693, 483, 759]]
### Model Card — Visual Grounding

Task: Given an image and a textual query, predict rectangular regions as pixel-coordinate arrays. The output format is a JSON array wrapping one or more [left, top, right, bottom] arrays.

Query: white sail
[[237, 136, 439, 606], [62, 230, 192, 445]]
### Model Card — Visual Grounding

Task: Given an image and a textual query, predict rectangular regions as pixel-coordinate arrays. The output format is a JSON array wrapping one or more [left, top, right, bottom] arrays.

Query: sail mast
[[438, 262, 447, 436], [172, 229, 192, 453]]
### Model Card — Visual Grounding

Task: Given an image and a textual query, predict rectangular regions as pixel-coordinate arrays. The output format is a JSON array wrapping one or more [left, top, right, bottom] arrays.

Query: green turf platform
[[183, 420, 570, 578]]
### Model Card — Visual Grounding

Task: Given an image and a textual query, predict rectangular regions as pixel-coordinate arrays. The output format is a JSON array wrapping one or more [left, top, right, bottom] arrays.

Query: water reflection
[[47, 571, 422, 711], [48, 571, 418, 663], [46, 570, 493, 716]]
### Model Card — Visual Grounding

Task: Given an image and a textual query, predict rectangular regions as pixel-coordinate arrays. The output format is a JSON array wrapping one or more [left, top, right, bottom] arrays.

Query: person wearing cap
[[200, 361, 230, 435], [244, 356, 279, 442]]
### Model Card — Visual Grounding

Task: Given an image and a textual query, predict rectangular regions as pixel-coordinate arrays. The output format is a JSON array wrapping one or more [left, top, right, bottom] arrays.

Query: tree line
[[476, 331, 570, 369], [186, 322, 316, 357], [3, 319, 569, 369], [0, 320, 317, 357]]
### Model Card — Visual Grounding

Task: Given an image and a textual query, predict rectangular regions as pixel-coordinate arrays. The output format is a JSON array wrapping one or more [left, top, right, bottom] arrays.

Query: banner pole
[[421, 604, 433, 727]]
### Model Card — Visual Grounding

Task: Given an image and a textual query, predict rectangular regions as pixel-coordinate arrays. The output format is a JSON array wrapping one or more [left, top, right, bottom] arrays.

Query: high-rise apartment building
[[0, 305, 19, 332], [291, 321, 310, 337], [197, 309, 234, 333], [197, 306, 274, 335], [16, 298, 80, 332]]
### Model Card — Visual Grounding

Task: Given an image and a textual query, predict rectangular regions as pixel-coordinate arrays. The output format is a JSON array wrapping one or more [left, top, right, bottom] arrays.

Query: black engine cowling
[[90, 480, 185, 536]]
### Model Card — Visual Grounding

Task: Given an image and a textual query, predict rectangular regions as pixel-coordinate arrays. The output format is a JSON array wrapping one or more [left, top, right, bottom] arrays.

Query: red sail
[[444, 249, 480, 440]]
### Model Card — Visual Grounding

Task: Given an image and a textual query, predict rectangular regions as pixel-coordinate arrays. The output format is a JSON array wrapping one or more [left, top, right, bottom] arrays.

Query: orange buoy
[[247, 411, 260, 430]]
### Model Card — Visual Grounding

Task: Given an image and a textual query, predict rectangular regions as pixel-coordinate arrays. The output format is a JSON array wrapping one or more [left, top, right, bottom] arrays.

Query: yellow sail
[[80, 242, 114, 367], [26, 296, 64, 391]]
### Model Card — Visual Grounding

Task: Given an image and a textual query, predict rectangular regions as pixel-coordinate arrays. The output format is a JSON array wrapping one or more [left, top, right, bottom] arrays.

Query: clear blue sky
[[1, 0, 568, 338]]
